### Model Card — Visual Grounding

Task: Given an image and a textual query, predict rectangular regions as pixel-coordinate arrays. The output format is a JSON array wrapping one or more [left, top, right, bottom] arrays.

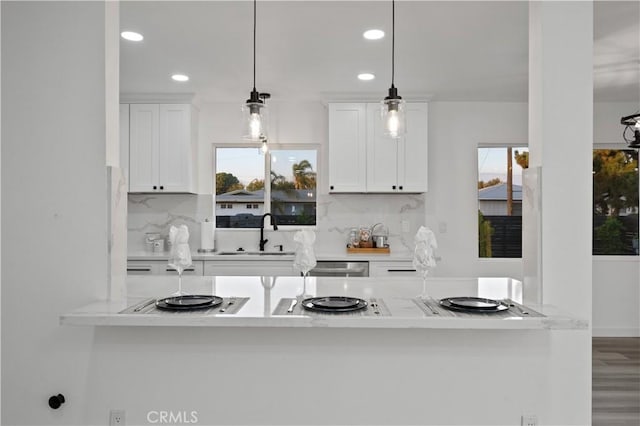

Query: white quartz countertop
[[127, 250, 414, 262], [61, 276, 587, 330]]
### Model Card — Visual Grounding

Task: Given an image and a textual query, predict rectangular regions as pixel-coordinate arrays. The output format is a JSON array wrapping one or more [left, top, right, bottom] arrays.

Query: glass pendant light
[[243, 0, 268, 141], [381, 0, 406, 139]]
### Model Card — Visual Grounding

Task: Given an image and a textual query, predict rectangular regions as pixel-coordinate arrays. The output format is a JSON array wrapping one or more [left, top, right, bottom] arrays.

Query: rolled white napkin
[[413, 226, 438, 272], [293, 230, 317, 274], [168, 225, 192, 271]]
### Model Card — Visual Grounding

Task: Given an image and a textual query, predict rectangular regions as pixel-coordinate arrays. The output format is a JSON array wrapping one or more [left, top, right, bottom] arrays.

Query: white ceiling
[[120, 1, 640, 103]]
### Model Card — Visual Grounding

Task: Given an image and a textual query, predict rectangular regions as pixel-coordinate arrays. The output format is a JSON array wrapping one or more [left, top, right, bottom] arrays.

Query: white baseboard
[[593, 327, 640, 337]]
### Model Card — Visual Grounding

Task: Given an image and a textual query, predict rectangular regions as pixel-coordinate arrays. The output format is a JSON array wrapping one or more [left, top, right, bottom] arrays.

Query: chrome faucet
[[259, 213, 278, 251]]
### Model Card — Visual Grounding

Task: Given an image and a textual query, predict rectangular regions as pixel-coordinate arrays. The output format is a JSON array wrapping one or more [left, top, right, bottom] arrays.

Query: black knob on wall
[[153, 186, 157, 190], [160, 186, 164, 190], [392, 185, 396, 190], [399, 186, 403, 190], [330, 185, 334, 190], [48, 394, 65, 409]]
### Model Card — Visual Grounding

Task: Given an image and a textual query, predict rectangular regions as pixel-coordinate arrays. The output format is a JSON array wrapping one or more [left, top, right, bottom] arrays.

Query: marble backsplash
[[128, 193, 425, 257]]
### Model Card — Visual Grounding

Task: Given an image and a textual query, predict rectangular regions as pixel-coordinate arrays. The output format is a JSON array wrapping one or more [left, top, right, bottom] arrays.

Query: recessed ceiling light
[[171, 74, 189, 82], [121, 31, 143, 42], [358, 73, 375, 81], [363, 29, 385, 40]]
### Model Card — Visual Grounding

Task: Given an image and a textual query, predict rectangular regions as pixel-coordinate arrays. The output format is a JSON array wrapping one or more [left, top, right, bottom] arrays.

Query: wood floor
[[593, 338, 640, 426]]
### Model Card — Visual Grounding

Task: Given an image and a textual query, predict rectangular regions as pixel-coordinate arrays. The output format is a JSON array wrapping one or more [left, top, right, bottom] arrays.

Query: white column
[[527, 3, 593, 425], [527, 1, 593, 319]]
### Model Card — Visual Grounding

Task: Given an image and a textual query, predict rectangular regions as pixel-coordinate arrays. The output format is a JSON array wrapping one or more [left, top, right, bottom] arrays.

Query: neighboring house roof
[[216, 189, 265, 203], [478, 183, 522, 201], [216, 189, 316, 203]]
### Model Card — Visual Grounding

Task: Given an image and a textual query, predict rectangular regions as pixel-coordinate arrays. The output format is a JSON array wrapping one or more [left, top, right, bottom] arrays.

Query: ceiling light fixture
[[121, 31, 143, 42], [243, 0, 269, 142], [363, 29, 385, 40], [381, 0, 406, 140], [358, 73, 375, 81], [171, 74, 189, 82], [621, 113, 640, 148]]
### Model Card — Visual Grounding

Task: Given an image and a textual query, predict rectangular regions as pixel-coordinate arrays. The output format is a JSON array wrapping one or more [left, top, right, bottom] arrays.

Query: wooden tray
[[347, 246, 390, 254]]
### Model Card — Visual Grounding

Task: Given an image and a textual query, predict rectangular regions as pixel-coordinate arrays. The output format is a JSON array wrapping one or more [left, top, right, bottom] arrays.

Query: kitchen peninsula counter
[[60, 275, 591, 425], [61, 276, 586, 330]]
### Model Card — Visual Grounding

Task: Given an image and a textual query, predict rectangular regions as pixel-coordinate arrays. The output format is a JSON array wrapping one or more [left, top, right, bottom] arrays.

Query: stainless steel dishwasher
[[307, 261, 369, 277]]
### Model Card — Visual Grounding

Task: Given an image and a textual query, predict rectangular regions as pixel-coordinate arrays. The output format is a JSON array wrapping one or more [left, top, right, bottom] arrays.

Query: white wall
[[426, 102, 528, 278], [592, 102, 640, 337], [1, 2, 106, 424]]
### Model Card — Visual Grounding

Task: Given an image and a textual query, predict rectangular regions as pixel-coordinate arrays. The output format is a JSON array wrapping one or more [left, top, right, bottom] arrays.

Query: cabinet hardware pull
[[392, 185, 396, 190], [330, 185, 334, 190], [166, 268, 195, 272], [127, 267, 152, 272], [153, 186, 157, 190], [387, 269, 416, 272], [160, 185, 164, 190], [399, 186, 403, 190], [48, 394, 65, 410]]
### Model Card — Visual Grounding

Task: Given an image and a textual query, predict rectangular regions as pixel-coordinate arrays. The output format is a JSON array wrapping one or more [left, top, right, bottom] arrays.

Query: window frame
[[212, 142, 320, 230], [592, 143, 639, 259], [476, 142, 528, 261]]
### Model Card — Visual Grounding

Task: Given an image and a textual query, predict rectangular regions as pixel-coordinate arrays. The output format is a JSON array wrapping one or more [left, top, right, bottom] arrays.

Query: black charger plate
[[156, 295, 223, 311], [439, 297, 508, 313], [302, 296, 368, 313]]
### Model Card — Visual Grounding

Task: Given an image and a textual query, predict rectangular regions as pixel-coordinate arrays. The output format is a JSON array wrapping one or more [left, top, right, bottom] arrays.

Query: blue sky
[[216, 147, 317, 186], [478, 147, 528, 186]]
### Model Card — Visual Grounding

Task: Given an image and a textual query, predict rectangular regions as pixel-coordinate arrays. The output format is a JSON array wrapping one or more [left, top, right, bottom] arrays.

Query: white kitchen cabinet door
[[158, 104, 194, 192], [328, 103, 367, 192], [129, 104, 159, 192], [204, 261, 297, 277], [398, 103, 428, 192], [367, 102, 428, 193], [366, 103, 400, 192], [119, 104, 130, 189]]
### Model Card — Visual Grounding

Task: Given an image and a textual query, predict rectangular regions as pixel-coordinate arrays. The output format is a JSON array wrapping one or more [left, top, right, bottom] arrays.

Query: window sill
[[592, 255, 639, 262]]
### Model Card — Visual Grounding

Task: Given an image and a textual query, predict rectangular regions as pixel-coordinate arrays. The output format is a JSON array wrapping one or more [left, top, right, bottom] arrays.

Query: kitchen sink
[[217, 251, 296, 256]]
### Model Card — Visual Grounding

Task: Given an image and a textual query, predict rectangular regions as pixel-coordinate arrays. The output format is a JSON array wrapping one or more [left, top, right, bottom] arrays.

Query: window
[[593, 149, 639, 255], [477, 146, 528, 258], [215, 146, 317, 228], [270, 149, 317, 225]]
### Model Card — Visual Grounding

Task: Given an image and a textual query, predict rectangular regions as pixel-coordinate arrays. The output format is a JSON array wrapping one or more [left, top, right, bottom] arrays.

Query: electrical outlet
[[521, 414, 537, 426], [109, 409, 126, 426]]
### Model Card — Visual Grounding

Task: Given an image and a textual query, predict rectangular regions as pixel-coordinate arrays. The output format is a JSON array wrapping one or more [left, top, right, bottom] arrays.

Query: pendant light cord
[[253, 0, 257, 91], [391, 0, 395, 87]]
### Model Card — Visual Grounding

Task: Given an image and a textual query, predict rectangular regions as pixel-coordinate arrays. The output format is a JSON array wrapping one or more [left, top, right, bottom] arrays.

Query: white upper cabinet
[[396, 103, 428, 192], [329, 102, 428, 193], [127, 103, 197, 193], [129, 104, 159, 192], [119, 104, 130, 185], [328, 103, 368, 192]]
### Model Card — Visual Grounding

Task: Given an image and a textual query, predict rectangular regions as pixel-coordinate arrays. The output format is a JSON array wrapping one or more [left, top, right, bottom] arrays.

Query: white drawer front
[[203, 260, 297, 277], [369, 261, 418, 277], [127, 260, 203, 276]]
